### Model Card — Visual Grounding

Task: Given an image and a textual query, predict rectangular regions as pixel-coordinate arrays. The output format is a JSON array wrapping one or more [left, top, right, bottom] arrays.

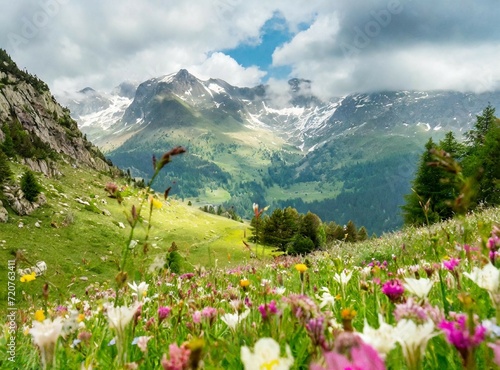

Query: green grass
[[0, 161, 255, 310]]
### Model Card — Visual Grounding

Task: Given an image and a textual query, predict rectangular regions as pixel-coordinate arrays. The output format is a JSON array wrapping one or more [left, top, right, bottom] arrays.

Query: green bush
[[288, 235, 315, 255]]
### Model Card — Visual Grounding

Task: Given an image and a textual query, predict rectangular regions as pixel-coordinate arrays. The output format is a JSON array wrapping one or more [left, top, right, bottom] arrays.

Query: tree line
[[402, 104, 500, 225], [250, 206, 369, 255]]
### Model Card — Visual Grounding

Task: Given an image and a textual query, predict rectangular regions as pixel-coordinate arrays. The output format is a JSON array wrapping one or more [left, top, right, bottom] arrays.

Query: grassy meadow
[[1, 157, 500, 369]]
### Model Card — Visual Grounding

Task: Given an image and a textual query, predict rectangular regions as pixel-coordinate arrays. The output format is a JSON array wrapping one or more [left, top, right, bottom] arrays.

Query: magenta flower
[[258, 300, 279, 321], [488, 235, 500, 264], [443, 258, 460, 272], [381, 279, 405, 303], [158, 306, 172, 323], [439, 313, 486, 363], [311, 333, 386, 370]]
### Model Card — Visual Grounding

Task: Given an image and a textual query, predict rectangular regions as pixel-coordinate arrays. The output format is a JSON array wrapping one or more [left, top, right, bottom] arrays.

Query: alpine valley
[[58, 70, 500, 235]]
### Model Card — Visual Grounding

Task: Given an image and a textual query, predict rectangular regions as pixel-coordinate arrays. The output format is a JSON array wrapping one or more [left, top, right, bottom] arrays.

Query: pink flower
[[201, 307, 217, 325], [381, 279, 405, 303], [488, 341, 500, 367], [161, 343, 191, 370], [311, 333, 386, 370], [192, 310, 201, 324]]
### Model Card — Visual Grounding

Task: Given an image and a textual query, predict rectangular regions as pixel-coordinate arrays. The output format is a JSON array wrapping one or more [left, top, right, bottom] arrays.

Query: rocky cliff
[[0, 49, 110, 174]]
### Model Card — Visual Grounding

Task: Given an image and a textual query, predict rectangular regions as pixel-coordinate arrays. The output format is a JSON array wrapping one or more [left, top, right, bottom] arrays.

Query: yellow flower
[[149, 195, 163, 209], [294, 264, 308, 273], [77, 314, 86, 323], [240, 279, 251, 288], [20, 271, 36, 282], [34, 310, 45, 322]]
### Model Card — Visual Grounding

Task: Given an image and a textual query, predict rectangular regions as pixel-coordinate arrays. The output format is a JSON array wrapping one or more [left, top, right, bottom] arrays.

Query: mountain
[[0, 49, 111, 175], [62, 69, 500, 234]]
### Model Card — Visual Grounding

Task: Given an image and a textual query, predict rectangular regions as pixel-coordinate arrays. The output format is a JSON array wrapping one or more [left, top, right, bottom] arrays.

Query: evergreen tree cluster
[[0, 49, 49, 94], [199, 203, 242, 221], [251, 206, 369, 255], [403, 104, 500, 225], [1, 120, 57, 160]]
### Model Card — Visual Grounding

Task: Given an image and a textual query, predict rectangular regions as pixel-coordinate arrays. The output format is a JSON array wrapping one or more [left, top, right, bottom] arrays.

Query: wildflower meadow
[[2, 147, 500, 370]]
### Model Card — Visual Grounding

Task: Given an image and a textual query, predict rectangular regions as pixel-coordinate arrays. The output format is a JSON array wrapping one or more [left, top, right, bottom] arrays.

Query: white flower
[[359, 315, 396, 358], [221, 308, 250, 330], [403, 278, 434, 299], [132, 336, 151, 353], [106, 303, 139, 332], [274, 287, 286, 295], [128, 281, 149, 301], [316, 287, 336, 309], [241, 337, 294, 370], [30, 317, 64, 350], [29, 317, 64, 369], [333, 270, 352, 286], [393, 319, 436, 369], [464, 263, 500, 293]]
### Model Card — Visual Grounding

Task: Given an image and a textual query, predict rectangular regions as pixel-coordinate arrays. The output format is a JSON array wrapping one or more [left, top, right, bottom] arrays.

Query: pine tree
[[476, 119, 500, 205], [262, 207, 299, 251], [402, 138, 443, 225], [345, 220, 358, 242], [20, 170, 42, 202], [298, 212, 322, 248], [0, 150, 12, 184], [433, 132, 463, 219], [1, 124, 16, 157], [357, 226, 368, 241], [465, 104, 496, 147], [462, 105, 500, 206]]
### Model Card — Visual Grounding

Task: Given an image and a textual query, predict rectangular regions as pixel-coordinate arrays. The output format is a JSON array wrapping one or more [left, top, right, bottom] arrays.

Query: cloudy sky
[[1, 0, 499, 99]]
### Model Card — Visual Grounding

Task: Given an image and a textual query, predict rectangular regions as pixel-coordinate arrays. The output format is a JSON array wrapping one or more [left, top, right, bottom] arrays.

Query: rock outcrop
[[2, 184, 46, 216]]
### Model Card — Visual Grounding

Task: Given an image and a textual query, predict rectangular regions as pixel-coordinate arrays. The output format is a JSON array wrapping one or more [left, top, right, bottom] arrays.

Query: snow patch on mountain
[[207, 83, 225, 95], [79, 95, 132, 129]]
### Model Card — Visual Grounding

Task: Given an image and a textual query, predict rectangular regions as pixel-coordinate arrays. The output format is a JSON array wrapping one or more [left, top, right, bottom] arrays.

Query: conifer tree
[[345, 220, 358, 242], [476, 119, 500, 205], [357, 226, 368, 241], [1, 124, 16, 157], [20, 170, 42, 202], [402, 138, 442, 225], [0, 150, 12, 185]]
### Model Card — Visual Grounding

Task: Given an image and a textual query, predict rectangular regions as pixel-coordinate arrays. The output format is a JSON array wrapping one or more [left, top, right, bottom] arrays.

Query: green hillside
[[0, 159, 253, 308]]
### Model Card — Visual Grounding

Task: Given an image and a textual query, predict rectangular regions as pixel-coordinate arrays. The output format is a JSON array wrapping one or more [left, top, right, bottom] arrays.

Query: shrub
[[288, 235, 315, 255]]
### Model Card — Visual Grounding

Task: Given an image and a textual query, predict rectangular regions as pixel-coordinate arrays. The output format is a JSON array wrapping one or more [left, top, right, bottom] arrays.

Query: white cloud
[[1, 0, 499, 98], [190, 52, 266, 87]]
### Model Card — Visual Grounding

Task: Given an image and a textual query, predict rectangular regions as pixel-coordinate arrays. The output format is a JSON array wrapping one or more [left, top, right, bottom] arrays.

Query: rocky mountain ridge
[[0, 49, 111, 174]]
